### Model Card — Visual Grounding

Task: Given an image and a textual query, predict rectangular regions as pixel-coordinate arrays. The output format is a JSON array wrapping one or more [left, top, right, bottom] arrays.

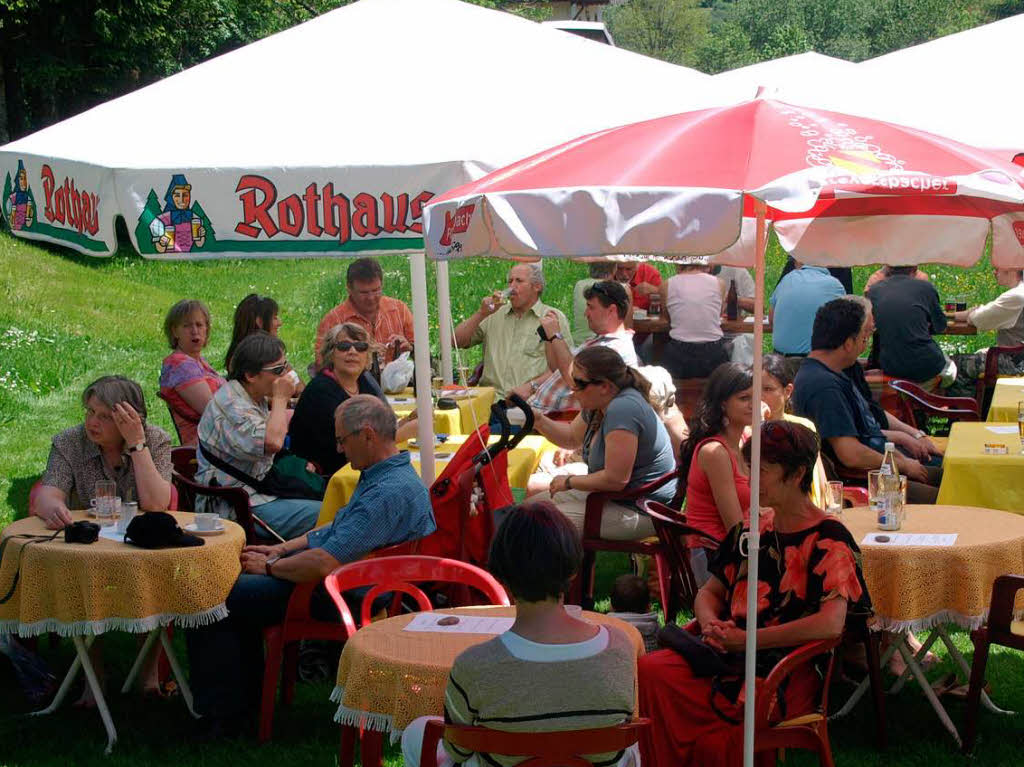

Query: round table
[[331, 606, 644, 737], [843, 505, 1024, 631], [0, 510, 244, 752]]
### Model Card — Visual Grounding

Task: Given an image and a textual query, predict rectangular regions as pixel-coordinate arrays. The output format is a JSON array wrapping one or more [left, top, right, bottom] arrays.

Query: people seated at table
[[863, 264, 930, 294], [867, 265, 950, 385], [34, 375, 172, 529], [288, 323, 417, 476], [401, 500, 637, 767], [529, 346, 676, 541], [659, 262, 729, 380], [159, 299, 226, 445], [769, 260, 846, 371], [614, 259, 661, 312], [791, 297, 943, 503], [314, 256, 414, 368], [761, 353, 829, 509], [188, 395, 436, 738], [608, 573, 660, 653], [510, 280, 636, 414], [637, 420, 870, 767], [196, 332, 320, 540], [777, 254, 852, 294], [453, 263, 571, 399], [572, 261, 617, 344], [675, 362, 753, 585]]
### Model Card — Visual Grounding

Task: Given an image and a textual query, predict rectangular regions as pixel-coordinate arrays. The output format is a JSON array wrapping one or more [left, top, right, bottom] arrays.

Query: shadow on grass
[[6, 474, 40, 521]]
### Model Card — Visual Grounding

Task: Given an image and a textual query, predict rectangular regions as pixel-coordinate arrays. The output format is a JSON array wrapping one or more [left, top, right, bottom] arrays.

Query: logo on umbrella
[[1013, 221, 1024, 247], [439, 203, 475, 247]]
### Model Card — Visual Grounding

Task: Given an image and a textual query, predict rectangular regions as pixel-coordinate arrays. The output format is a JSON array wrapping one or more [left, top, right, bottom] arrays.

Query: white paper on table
[[403, 612, 515, 634], [741, 316, 770, 324], [860, 533, 957, 546], [996, 379, 1024, 386], [985, 425, 1019, 434]]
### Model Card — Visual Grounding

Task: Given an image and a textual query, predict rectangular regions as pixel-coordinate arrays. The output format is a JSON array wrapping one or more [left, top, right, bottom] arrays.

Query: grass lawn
[[0, 231, 1019, 765]]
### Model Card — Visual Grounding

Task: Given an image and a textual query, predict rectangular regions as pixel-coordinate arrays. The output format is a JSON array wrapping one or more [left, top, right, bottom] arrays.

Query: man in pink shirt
[[614, 260, 662, 311], [314, 258, 415, 368]]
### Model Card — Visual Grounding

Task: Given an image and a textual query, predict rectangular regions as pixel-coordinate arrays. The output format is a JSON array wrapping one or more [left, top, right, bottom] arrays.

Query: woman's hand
[[548, 474, 572, 497], [703, 619, 746, 653], [112, 402, 146, 445], [551, 448, 578, 467]]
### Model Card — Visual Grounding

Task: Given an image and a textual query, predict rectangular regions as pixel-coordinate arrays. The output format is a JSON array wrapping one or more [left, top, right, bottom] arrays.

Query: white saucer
[[185, 523, 225, 535]]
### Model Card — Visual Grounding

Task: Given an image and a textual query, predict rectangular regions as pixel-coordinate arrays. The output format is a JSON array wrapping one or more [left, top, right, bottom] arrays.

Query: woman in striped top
[[401, 501, 639, 767]]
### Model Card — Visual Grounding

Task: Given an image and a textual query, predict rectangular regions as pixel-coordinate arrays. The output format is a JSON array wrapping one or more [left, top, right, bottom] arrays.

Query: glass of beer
[[191, 217, 202, 239]]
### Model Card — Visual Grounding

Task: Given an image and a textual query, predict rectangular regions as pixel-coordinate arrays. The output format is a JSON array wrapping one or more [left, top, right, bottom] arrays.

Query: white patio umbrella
[[422, 94, 1024, 765]]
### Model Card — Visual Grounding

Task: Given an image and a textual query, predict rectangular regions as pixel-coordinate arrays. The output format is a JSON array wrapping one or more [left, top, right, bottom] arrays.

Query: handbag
[[656, 623, 739, 678], [198, 441, 325, 501]]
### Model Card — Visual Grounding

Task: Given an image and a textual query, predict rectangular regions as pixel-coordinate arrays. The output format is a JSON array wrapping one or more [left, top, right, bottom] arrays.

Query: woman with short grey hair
[[34, 375, 173, 528]]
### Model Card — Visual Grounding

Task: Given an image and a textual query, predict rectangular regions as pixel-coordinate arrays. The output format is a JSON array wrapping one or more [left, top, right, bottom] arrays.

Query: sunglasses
[[334, 341, 369, 353], [571, 377, 601, 391], [262, 362, 289, 376]]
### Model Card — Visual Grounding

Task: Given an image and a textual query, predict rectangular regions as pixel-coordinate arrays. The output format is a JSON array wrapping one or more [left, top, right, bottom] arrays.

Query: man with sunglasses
[[510, 280, 637, 413], [196, 332, 321, 540]]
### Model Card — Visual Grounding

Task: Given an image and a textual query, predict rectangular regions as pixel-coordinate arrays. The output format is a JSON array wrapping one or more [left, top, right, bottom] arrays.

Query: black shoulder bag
[[198, 441, 324, 501]]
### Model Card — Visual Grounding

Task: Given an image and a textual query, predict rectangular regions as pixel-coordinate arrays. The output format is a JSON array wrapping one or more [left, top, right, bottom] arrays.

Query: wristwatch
[[529, 380, 540, 394], [265, 555, 281, 576], [127, 441, 147, 454], [545, 332, 563, 343]]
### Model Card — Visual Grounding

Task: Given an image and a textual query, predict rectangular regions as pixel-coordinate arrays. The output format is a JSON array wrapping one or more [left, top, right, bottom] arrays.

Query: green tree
[[605, 0, 710, 67]]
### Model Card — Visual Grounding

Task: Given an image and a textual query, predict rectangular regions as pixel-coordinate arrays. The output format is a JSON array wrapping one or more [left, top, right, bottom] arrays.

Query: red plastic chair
[[962, 574, 1024, 753], [420, 717, 650, 767], [641, 500, 721, 618], [256, 540, 421, 743], [322, 555, 510, 767], [573, 468, 679, 617], [171, 445, 198, 479], [887, 378, 979, 431]]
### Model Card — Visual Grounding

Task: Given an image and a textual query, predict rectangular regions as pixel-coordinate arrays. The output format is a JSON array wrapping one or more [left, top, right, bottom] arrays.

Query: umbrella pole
[[743, 198, 768, 767], [411, 250, 436, 487], [437, 260, 455, 384]]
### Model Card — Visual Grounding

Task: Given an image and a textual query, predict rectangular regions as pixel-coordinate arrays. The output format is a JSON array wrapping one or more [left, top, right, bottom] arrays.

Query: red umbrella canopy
[[425, 97, 1024, 267]]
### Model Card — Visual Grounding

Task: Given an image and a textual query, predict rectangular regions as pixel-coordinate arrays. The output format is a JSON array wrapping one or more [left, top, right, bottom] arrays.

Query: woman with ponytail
[[676, 362, 757, 585], [530, 346, 676, 541]]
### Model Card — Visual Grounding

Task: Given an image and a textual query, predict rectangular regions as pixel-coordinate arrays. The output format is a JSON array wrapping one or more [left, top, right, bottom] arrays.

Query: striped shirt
[[528, 330, 637, 413], [443, 625, 636, 766], [315, 295, 415, 365]]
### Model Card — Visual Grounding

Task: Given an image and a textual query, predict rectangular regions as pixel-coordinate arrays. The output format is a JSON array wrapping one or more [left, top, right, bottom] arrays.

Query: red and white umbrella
[[422, 96, 1024, 766]]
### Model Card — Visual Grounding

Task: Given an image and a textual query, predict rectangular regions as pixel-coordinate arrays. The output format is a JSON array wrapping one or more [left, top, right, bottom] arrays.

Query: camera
[[65, 521, 100, 544]]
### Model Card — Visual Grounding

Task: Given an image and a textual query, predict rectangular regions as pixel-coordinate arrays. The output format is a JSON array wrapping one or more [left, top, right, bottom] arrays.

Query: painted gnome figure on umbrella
[[4, 160, 35, 231], [150, 174, 207, 254]]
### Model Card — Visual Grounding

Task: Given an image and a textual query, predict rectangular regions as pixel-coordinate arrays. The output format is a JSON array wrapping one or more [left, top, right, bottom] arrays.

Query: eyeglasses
[[334, 341, 369, 353], [571, 377, 601, 391], [335, 428, 362, 447], [262, 361, 289, 376]]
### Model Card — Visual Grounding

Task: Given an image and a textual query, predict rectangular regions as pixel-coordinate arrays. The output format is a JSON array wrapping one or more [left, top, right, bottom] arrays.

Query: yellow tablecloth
[[387, 386, 496, 436], [842, 505, 1024, 631], [0, 511, 244, 637], [331, 606, 643, 735], [986, 377, 1024, 423], [936, 421, 1024, 513], [317, 435, 557, 525]]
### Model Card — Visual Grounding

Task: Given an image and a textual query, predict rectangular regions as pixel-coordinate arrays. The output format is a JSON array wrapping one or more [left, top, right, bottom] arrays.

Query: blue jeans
[[252, 497, 320, 541]]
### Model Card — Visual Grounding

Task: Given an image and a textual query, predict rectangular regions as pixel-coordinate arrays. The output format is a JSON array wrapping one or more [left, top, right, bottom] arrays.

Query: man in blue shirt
[[187, 395, 435, 737], [770, 260, 846, 358], [791, 297, 941, 504]]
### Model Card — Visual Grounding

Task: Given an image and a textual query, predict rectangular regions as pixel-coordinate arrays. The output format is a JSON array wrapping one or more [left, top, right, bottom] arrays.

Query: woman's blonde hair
[[321, 322, 371, 370]]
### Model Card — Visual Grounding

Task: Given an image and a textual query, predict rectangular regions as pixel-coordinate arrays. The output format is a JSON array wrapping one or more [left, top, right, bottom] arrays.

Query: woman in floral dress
[[638, 420, 870, 766]]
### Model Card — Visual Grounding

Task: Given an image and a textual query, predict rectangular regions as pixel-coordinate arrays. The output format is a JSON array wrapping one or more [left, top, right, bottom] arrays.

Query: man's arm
[[828, 435, 928, 482], [962, 288, 1024, 330], [454, 294, 501, 348], [240, 545, 340, 583], [538, 311, 574, 383]]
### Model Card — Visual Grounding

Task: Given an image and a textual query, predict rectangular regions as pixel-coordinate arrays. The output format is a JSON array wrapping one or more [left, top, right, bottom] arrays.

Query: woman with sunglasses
[[288, 323, 416, 476], [196, 332, 320, 540], [530, 345, 676, 540], [676, 362, 754, 584], [638, 420, 870, 766]]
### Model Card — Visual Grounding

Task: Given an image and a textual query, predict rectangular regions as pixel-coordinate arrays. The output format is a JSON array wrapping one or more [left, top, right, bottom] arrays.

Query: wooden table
[[0, 511, 244, 753], [331, 606, 644, 737], [986, 377, 1024, 423], [834, 505, 1024, 746], [936, 421, 1024, 513]]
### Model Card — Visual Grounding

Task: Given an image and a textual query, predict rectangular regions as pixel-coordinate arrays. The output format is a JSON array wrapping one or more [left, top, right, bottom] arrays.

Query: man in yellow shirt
[[454, 263, 571, 399]]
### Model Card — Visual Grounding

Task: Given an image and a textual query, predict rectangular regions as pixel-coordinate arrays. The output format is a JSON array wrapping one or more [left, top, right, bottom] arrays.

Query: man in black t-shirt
[[791, 296, 942, 503], [867, 266, 949, 383]]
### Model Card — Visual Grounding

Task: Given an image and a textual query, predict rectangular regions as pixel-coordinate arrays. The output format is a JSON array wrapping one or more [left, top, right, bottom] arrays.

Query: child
[[608, 573, 659, 653]]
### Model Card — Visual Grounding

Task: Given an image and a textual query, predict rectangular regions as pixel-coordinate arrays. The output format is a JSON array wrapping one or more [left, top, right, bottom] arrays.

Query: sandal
[[144, 679, 179, 700]]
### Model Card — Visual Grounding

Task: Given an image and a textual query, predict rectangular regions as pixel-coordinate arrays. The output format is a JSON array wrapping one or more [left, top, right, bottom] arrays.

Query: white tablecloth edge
[[0, 602, 228, 638]]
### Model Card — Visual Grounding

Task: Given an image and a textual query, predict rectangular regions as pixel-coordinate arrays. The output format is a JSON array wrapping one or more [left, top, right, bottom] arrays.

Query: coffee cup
[[195, 513, 220, 531]]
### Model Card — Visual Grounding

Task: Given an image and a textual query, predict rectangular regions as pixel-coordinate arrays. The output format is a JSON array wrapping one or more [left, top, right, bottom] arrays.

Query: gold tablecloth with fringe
[[331, 606, 644, 736], [0, 511, 243, 637], [843, 505, 1024, 632]]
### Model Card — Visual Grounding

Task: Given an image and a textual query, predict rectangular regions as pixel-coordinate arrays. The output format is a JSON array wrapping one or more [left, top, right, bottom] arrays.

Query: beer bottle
[[726, 279, 739, 320], [370, 350, 382, 385]]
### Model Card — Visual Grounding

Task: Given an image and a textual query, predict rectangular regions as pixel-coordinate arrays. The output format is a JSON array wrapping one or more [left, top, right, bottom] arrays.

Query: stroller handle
[[477, 393, 534, 465]]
